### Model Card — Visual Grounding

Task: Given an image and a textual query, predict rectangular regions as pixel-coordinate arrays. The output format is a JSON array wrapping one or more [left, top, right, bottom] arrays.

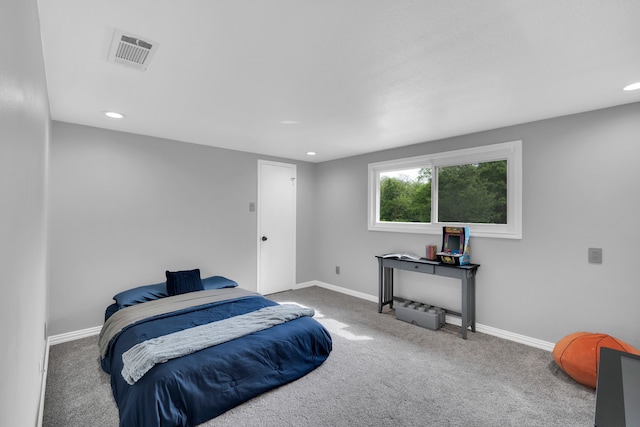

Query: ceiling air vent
[[107, 29, 158, 71]]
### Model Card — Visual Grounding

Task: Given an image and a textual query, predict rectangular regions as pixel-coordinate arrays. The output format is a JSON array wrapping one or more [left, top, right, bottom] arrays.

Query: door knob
[[261, 236, 268, 241]]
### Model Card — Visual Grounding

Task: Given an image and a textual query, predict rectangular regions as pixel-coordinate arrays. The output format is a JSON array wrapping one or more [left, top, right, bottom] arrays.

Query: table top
[[376, 255, 480, 270]]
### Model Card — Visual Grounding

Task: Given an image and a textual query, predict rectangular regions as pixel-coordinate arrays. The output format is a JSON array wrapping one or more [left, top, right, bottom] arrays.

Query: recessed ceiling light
[[306, 151, 317, 156], [623, 82, 640, 91], [104, 111, 125, 119], [280, 120, 299, 125]]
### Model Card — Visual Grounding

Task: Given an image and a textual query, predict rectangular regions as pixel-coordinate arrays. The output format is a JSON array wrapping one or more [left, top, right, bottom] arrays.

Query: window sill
[[369, 222, 522, 239]]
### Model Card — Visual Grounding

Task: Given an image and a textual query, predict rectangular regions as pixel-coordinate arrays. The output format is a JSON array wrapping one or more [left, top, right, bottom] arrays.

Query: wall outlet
[[335, 266, 340, 275], [249, 202, 256, 212], [588, 248, 602, 264]]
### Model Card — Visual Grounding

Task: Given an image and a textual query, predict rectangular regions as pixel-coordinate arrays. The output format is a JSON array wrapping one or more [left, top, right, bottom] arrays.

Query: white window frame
[[368, 140, 522, 239]]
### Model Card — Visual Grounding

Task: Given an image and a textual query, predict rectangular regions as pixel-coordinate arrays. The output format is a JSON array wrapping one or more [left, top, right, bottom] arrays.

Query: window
[[368, 140, 522, 239]]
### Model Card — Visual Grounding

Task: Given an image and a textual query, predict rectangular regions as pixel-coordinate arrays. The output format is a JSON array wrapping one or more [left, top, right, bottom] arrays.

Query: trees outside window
[[368, 141, 521, 239], [438, 161, 506, 224], [380, 168, 431, 223]]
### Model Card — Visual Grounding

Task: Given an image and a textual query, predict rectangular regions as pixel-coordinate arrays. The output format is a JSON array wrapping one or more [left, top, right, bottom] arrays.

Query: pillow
[[166, 268, 204, 296], [112, 274, 237, 309], [201, 275, 238, 290], [553, 332, 640, 388], [113, 282, 168, 309]]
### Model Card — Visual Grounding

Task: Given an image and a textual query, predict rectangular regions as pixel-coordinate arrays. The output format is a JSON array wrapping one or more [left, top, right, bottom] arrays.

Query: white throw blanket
[[121, 303, 314, 385]]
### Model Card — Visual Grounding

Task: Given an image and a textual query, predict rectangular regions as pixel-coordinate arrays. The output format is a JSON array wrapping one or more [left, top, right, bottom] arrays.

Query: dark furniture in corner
[[376, 256, 479, 339]]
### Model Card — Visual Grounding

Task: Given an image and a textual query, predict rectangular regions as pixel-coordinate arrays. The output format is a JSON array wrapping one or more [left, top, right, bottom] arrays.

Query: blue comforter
[[100, 292, 332, 426]]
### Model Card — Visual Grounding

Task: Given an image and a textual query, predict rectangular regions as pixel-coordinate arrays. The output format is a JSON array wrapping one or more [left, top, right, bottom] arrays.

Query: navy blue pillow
[[166, 269, 204, 296], [112, 275, 237, 309], [113, 282, 168, 309], [201, 275, 238, 290]]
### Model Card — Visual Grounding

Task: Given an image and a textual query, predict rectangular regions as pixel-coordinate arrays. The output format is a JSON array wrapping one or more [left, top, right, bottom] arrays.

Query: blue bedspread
[[101, 293, 332, 426]]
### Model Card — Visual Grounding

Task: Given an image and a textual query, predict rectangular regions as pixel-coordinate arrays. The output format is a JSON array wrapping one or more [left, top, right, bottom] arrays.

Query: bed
[[98, 270, 332, 427]]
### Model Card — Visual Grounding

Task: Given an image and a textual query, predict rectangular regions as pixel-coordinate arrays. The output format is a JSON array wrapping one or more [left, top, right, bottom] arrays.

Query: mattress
[[99, 288, 332, 426]]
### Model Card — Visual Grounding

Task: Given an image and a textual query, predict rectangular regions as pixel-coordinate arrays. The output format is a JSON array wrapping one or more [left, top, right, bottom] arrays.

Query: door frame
[[256, 159, 297, 294]]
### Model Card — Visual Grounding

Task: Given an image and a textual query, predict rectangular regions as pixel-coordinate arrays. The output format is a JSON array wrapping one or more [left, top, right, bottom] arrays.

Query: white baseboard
[[295, 280, 379, 303], [482, 324, 554, 351], [48, 325, 102, 346], [36, 337, 50, 427], [295, 280, 555, 352], [39, 326, 103, 426]]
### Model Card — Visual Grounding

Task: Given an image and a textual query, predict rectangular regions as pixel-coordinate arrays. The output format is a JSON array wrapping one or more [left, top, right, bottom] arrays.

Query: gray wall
[[313, 102, 640, 346], [49, 103, 640, 348], [0, 0, 50, 424], [48, 122, 316, 335]]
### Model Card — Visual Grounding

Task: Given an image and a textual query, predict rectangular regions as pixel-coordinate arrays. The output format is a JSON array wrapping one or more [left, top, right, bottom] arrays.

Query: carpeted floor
[[43, 286, 595, 426]]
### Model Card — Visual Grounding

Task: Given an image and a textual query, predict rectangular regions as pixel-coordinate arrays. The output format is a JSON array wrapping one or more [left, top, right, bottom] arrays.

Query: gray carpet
[[43, 286, 595, 426]]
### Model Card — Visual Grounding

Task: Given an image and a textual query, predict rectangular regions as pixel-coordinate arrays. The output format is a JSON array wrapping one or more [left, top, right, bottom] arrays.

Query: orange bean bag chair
[[553, 332, 640, 389]]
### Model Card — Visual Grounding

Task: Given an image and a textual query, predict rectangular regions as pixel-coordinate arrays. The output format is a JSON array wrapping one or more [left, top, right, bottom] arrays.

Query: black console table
[[376, 256, 480, 339]]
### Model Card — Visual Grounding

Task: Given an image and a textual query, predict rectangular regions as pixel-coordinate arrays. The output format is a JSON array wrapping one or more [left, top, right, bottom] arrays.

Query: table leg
[[388, 267, 394, 309], [378, 260, 383, 313], [461, 276, 468, 339], [469, 273, 476, 332]]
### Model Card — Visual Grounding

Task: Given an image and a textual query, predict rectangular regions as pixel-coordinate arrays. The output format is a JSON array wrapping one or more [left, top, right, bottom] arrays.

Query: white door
[[257, 160, 296, 295]]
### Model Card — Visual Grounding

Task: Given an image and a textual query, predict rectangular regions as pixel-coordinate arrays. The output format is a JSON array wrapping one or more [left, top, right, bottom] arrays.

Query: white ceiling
[[38, 0, 640, 163]]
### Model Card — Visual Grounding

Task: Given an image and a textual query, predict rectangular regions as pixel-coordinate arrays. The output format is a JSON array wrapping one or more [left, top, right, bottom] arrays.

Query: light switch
[[588, 248, 602, 264]]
